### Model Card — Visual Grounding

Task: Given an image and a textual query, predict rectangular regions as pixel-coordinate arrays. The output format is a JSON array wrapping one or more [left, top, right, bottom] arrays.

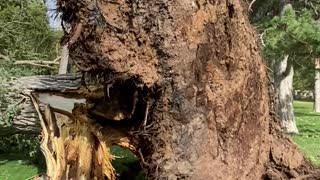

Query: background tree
[[0, 0, 61, 129], [0, 0, 61, 162], [250, 1, 320, 133]]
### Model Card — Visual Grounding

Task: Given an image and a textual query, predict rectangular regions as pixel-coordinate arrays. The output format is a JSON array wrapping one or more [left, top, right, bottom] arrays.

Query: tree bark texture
[[0, 98, 41, 136], [1, 74, 82, 136], [27, 0, 317, 179], [314, 58, 320, 112], [274, 55, 299, 134]]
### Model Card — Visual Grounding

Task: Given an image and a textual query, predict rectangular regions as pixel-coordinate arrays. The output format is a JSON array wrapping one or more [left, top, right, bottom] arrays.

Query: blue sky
[[45, 0, 61, 29]]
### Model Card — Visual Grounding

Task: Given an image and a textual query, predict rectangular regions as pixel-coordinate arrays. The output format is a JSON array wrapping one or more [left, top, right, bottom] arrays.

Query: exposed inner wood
[[18, 73, 143, 179]]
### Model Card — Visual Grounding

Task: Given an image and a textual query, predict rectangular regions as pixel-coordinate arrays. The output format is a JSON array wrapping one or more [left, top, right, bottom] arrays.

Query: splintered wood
[[30, 94, 137, 179], [20, 74, 140, 180]]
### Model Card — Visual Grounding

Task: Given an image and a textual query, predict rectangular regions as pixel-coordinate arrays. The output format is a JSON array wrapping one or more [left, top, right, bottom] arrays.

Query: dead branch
[[0, 53, 10, 61], [138, 149, 150, 166], [14, 61, 59, 69], [259, 30, 266, 47], [264, 64, 273, 72], [248, 0, 257, 12], [25, 173, 46, 180], [15, 60, 59, 65], [142, 101, 150, 129], [53, 56, 62, 63]]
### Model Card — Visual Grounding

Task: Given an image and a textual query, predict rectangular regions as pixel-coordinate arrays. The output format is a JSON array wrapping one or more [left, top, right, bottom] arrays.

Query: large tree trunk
[[274, 55, 299, 134], [314, 58, 320, 112], [24, 0, 319, 179]]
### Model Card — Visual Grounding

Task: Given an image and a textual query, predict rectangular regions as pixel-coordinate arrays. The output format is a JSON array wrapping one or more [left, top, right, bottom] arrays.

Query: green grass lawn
[[0, 146, 143, 180], [0, 154, 42, 180], [292, 101, 320, 166]]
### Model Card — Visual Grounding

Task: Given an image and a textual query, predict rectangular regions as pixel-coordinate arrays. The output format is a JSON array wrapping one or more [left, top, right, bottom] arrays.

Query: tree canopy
[[251, 1, 320, 91], [0, 0, 59, 60], [0, 0, 61, 128]]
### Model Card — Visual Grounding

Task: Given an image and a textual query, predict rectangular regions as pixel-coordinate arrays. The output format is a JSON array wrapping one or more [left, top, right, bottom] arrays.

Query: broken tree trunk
[[23, 0, 319, 179], [20, 73, 139, 179], [0, 74, 82, 136]]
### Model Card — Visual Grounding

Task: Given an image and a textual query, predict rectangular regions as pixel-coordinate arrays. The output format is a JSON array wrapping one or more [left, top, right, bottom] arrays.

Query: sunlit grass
[[0, 154, 40, 180], [292, 101, 320, 166], [0, 146, 143, 180]]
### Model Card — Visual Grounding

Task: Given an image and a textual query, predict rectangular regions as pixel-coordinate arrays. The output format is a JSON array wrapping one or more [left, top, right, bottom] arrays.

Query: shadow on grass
[[295, 112, 320, 117], [0, 146, 144, 179], [0, 153, 46, 170], [0, 153, 46, 179], [111, 145, 145, 180]]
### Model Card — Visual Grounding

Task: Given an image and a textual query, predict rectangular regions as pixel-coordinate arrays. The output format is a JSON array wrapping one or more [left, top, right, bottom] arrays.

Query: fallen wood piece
[[14, 60, 59, 65], [14, 61, 58, 69], [2, 74, 83, 135]]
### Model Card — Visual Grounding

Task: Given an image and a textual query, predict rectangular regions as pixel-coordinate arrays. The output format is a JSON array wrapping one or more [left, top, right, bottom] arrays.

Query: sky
[[45, 0, 61, 29]]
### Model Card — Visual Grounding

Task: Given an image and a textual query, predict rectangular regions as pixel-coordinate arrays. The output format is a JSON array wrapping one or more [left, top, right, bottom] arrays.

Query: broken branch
[[53, 56, 62, 63], [14, 61, 58, 69], [0, 53, 10, 61], [248, 0, 256, 12], [15, 60, 59, 65], [142, 101, 150, 129]]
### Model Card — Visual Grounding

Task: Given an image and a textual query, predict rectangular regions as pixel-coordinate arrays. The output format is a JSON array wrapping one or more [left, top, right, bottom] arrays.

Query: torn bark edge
[[29, 94, 57, 179]]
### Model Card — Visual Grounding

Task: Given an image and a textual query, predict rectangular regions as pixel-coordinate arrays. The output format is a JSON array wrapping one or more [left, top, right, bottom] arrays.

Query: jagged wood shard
[[13, 73, 142, 179]]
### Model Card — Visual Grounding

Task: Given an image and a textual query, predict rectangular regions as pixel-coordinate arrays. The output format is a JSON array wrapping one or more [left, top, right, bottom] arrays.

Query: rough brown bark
[[1, 74, 81, 136], [9, 74, 83, 135], [24, 0, 318, 179]]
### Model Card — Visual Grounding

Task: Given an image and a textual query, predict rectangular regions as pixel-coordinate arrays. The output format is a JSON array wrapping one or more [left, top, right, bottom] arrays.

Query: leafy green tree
[[263, 6, 320, 59], [0, 0, 61, 161], [293, 56, 314, 91], [0, 0, 58, 60], [250, 2, 320, 133]]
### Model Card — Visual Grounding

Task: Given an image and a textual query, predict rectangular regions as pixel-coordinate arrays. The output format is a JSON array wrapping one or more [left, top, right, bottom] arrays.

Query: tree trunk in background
[[29, 0, 318, 179], [58, 44, 69, 74], [314, 58, 320, 112], [274, 55, 298, 134]]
